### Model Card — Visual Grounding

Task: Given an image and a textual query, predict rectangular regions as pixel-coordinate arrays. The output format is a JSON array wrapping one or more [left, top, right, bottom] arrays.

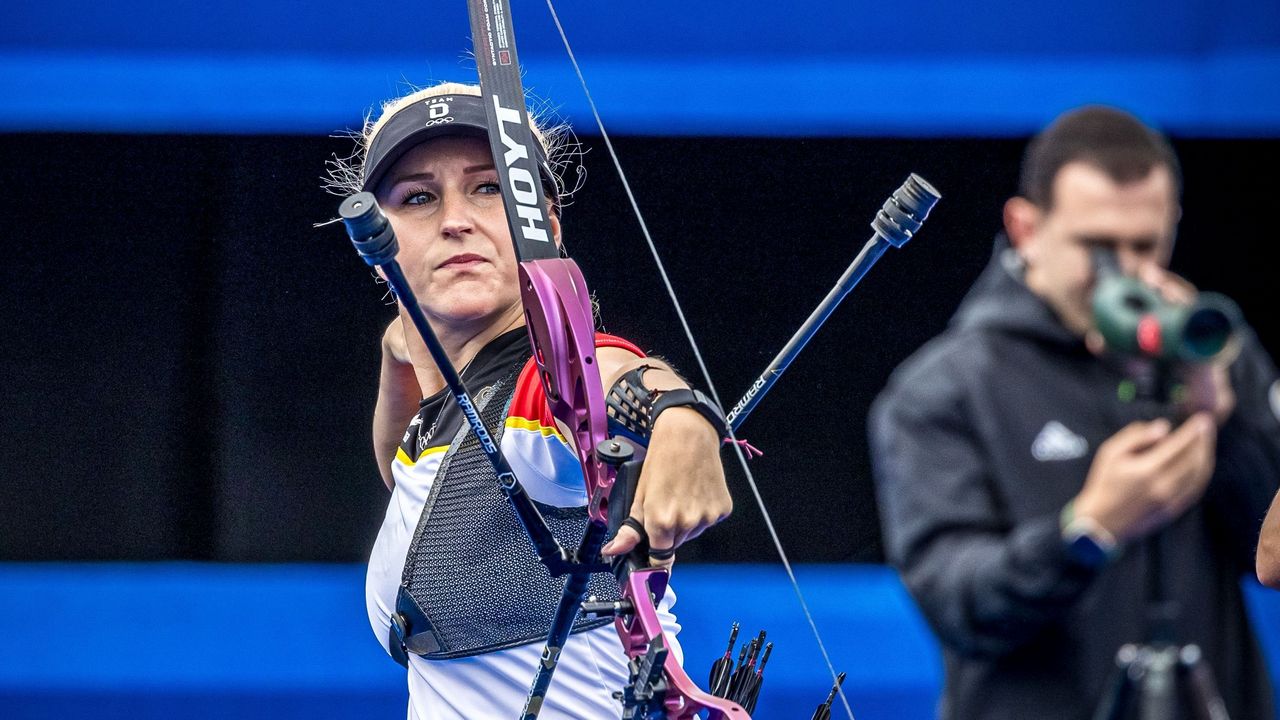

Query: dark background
[[2, 132, 1276, 564]]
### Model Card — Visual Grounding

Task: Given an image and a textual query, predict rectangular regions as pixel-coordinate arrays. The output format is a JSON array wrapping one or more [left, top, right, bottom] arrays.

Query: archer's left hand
[[601, 406, 733, 569]]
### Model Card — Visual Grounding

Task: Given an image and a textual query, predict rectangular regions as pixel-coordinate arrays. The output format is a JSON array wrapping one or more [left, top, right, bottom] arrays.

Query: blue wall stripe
[[2, 0, 1279, 136], [1, 563, 1276, 719], [4, 51, 1279, 137]]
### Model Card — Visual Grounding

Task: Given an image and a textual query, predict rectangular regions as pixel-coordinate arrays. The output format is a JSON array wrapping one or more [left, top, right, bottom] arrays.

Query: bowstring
[[542, 2, 855, 718]]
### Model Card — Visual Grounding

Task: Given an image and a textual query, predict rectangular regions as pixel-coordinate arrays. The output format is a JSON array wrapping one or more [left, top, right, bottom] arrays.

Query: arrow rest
[[615, 634, 671, 720]]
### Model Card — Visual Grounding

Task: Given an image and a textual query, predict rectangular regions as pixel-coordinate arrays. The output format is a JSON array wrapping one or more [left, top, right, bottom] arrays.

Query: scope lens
[[1183, 307, 1231, 360]]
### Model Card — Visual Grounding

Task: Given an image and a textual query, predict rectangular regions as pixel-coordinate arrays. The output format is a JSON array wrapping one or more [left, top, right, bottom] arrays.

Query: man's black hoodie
[[870, 240, 1280, 720]]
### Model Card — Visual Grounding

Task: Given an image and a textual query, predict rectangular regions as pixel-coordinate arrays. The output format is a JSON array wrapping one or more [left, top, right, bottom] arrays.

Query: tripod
[[1091, 533, 1230, 720], [1092, 363, 1230, 720]]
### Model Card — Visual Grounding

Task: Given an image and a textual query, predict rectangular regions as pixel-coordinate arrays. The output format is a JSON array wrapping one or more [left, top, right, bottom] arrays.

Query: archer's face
[[1013, 162, 1179, 336], [375, 135, 557, 334]]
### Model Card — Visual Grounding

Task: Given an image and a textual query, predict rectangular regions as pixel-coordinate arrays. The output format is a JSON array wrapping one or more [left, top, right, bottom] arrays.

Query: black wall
[[2, 133, 1275, 564]]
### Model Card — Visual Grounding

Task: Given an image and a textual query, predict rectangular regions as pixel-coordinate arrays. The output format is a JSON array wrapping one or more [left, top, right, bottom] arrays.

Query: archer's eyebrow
[[388, 172, 435, 185], [389, 164, 495, 185]]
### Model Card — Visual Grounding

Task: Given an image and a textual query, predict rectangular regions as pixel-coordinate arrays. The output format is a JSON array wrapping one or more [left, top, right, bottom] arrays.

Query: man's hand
[[1073, 413, 1217, 543], [1181, 361, 1236, 425], [1137, 264, 1239, 423], [600, 407, 733, 570]]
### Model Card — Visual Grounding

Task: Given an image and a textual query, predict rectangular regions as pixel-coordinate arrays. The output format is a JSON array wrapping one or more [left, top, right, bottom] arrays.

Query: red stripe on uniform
[[509, 333, 645, 425]]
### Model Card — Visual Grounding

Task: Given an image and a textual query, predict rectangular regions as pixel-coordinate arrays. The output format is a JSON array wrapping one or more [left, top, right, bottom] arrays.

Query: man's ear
[[1163, 204, 1183, 264], [1003, 196, 1041, 259]]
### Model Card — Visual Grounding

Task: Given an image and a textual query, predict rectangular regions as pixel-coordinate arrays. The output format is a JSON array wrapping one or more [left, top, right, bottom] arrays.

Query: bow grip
[[599, 439, 652, 582]]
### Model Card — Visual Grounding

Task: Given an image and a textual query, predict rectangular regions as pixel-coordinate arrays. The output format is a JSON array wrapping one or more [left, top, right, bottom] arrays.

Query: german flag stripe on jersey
[[507, 332, 644, 433], [391, 332, 644, 509]]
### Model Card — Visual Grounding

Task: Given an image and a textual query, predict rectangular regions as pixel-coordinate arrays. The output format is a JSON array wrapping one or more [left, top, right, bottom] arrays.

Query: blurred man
[[870, 107, 1280, 720]]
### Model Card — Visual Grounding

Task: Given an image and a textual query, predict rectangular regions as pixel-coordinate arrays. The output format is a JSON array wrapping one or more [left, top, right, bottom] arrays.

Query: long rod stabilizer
[[727, 174, 941, 430]]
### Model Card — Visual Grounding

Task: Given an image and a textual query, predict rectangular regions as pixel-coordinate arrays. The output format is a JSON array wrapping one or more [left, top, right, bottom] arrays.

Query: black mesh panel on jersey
[[398, 363, 615, 659]]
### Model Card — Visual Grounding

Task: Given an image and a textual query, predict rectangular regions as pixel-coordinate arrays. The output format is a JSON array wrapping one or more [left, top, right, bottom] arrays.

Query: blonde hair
[[324, 81, 583, 204]]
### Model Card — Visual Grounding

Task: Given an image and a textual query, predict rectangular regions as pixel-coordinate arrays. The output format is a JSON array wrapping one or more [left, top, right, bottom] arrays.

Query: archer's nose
[[438, 191, 475, 239]]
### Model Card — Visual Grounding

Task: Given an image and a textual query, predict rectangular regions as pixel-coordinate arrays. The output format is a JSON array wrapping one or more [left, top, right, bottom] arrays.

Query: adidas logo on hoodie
[[1031, 421, 1088, 461]]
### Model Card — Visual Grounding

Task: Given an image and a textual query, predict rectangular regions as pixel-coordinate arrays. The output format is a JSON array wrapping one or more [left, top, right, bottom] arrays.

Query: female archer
[[333, 81, 735, 718]]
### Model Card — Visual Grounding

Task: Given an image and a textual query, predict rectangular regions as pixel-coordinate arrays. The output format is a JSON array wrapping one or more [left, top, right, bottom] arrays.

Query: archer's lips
[[439, 253, 489, 269]]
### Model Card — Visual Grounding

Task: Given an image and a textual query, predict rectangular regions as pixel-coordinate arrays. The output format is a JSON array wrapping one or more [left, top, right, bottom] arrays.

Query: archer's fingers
[[682, 524, 708, 544], [647, 547, 677, 571], [602, 523, 643, 558], [645, 512, 686, 568]]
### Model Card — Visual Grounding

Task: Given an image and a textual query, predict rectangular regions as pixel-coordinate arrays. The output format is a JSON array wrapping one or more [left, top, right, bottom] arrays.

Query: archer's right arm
[[373, 317, 422, 490]]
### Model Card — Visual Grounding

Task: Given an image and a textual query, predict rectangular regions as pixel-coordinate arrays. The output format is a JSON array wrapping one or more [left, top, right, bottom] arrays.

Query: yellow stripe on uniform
[[505, 416, 569, 444], [395, 444, 449, 467]]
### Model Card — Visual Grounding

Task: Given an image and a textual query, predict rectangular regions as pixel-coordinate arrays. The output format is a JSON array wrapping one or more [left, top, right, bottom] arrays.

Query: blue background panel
[[1, 563, 1276, 719], [3, 0, 1279, 136]]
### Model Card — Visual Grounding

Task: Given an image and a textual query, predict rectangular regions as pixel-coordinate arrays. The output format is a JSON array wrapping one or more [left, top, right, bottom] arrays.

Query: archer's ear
[[1003, 196, 1040, 258], [550, 211, 563, 249]]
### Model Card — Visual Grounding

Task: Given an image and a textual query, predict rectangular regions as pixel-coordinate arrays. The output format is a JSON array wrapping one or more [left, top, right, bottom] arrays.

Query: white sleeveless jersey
[[365, 332, 683, 719]]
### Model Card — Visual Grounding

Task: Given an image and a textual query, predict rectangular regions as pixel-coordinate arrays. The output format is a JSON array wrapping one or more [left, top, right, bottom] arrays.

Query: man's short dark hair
[[1019, 106, 1182, 209]]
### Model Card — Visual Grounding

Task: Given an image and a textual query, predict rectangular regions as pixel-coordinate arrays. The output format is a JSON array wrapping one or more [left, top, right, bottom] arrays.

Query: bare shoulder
[[596, 345, 646, 385]]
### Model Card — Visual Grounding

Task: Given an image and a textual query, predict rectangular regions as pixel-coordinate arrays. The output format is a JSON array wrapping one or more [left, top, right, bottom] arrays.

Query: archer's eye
[[476, 180, 501, 195], [400, 188, 436, 206]]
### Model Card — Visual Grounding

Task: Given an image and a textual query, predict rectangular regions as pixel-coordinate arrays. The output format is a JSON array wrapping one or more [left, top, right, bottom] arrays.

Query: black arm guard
[[605, 365, 729, 446]]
